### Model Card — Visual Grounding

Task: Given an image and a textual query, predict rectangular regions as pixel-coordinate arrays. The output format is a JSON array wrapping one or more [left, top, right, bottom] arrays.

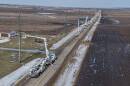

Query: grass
[[22, 53, 46, 63], [0, 37, 40, 49], [0, 31, 68, 78], [0, 60, 21, 78], [0, 50, 45, 78], [0, 51, 21, 78]]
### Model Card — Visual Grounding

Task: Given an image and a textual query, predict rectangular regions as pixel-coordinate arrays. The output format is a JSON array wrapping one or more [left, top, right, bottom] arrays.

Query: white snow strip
[[84, 20, 100, 42], [0, 37, 10, 43], [54, 12, 101, 86], [50, 10, 101, 50], [0, 58, 43, 86], [50, 24, 87, 50], [55, 44, 89, 86]]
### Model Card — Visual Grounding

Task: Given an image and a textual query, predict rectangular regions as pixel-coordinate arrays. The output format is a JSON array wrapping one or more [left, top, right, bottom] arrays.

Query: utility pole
[[78, 19, 80, 28], [18, 7, 21, 63], [77, 19, 80, 32], [85, 16, 88, 23]]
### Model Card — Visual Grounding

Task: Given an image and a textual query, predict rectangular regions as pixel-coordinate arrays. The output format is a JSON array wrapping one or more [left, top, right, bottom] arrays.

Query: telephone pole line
[[18, 7, 21, 63]]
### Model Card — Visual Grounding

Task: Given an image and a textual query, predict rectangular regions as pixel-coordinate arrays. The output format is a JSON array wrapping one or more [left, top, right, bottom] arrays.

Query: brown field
[[0, 5, 95, 78], [76, 9, 130, 86], [0, 7, 94, 35]]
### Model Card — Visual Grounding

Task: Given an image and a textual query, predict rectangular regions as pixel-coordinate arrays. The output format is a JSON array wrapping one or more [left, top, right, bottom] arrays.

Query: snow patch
[[54, 13, 101, 86], [55, 44, 89, 86], [0, 58, 43, 86], [0, 37, 10, 43], [50, 24, 86, 50]]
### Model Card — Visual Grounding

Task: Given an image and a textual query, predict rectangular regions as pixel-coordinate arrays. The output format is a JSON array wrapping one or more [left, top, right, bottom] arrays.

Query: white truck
[[45, 53, 57, 65], [29, 59, 47, 78], [29, 53, 57, 78], [27, 35, 57, 78]]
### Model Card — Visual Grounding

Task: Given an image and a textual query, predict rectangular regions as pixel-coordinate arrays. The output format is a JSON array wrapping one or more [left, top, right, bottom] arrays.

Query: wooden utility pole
[[18, 7, 21, 63]]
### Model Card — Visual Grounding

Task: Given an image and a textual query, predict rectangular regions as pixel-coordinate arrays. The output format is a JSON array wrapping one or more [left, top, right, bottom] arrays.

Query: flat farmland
[[76, 10, 130, 86], [0, 6, 94, 78]]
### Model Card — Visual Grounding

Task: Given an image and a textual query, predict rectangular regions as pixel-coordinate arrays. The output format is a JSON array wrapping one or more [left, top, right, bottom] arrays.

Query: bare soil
[[76, 10, 130, 86]]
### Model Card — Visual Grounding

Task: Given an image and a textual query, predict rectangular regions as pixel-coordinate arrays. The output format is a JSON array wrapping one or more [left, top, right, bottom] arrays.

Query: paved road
[[0, 47, 45, 54], [17, 11, 101, 86], [23, 17, 95, 86]]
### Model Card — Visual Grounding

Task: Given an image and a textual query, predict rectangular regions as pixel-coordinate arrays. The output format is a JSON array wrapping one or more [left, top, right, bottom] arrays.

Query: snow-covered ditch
[[50, 23, 87, 50], [54, 44, 89, 86], [54, 18, 101, 86], [84, 19, 100, 42], [50, 11, 101, 50], [0, 11, 101, 86], [0, 58, 43, 86], [50, 12, 100, 50]]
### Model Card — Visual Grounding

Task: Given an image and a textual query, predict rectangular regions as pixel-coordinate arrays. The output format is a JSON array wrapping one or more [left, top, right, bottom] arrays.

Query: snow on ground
[[0, 58, 43, 86], [84, 20, 100, 42], [50, 11, 101, 50], [54, 15, 101, 86], [50, 23, 87, 50], [0, 37, 10, 43], [0, 11, 101, 86], [54, 44, 89, 86]]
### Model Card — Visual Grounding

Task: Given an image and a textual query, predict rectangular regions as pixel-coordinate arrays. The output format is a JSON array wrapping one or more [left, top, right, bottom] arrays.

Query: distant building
[[0, 32, 10, 38], [0, 32, 11, 43], [9, 31, 17, 37]]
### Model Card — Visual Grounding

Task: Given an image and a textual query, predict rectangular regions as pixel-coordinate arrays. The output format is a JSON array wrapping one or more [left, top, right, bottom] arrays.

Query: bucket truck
[[26, 35, 57, 77]]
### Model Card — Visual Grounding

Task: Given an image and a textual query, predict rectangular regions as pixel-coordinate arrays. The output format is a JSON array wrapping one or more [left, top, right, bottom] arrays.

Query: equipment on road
[[27, 35, 57, 78], [29, 59, 47, 78]]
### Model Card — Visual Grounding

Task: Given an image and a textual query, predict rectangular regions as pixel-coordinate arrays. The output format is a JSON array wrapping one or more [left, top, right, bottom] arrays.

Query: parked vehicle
[[29, 59, 47, 78], [29, 53, 57, 78]]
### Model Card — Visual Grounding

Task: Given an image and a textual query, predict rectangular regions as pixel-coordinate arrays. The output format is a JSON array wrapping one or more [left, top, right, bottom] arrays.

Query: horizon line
[[0, 3, 130, 9]]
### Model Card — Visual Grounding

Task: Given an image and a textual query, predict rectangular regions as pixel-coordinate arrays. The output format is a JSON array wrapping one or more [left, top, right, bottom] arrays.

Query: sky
[[0, 0, 130, 8]]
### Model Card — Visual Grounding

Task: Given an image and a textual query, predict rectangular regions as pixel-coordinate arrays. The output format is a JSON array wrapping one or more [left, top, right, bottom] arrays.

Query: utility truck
[[27, 35, 57, 78]]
